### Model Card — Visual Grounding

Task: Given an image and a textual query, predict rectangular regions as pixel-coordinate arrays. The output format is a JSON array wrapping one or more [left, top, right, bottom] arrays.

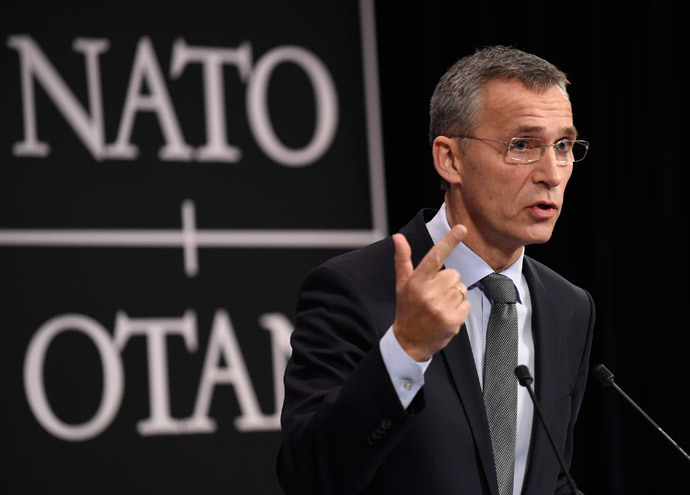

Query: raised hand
[[392, 225, 471, 362]]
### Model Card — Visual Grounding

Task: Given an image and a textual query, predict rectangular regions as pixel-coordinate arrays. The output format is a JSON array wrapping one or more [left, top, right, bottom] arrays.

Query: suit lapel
[[442, 330, 501, 495], [400, 210, 500, 495], [521, 258, 567, 493], [524, 258, 565, 408]]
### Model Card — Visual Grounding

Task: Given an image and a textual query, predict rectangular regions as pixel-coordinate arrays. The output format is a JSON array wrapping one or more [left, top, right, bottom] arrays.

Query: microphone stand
[[515, 365, 579, 494], [593, 364, 690, 464]]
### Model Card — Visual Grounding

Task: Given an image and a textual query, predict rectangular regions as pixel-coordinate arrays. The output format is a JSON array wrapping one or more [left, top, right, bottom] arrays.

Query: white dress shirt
[[379, 203, 535, 495]]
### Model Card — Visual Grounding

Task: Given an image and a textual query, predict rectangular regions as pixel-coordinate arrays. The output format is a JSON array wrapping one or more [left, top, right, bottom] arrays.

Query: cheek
[[502, 171, 535, 202], [467, 172, 527, 216], [557, 164, 574, 182]]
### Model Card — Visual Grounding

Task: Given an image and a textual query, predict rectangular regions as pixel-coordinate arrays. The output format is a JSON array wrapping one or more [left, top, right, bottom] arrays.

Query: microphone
[[514, 365, 579, 494], [592, 364, 690, 464]]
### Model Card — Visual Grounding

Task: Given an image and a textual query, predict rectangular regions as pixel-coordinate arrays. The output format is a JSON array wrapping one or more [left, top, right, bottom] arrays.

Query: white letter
[[113, 310, 197, 435], [185, 310, 275, 432], [246, 46, 338, 167], [24, 314, 124, 441], [7, 35, 109, 159], [106, 37, 192, 161], [258, 312, 293, 425], [170, 38, 252, 162]]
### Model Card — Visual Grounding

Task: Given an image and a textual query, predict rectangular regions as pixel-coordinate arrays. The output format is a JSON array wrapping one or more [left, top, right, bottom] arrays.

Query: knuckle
[[446, 268, 460, 283], [428, 253, 442, 267]]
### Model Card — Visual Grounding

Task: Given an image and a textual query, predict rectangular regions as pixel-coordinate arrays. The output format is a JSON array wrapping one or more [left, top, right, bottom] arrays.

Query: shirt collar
[[425, 203, 525, 303]]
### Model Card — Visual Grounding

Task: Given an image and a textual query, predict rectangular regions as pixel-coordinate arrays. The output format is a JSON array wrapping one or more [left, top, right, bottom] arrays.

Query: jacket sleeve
[[277, 261, 424, 494]]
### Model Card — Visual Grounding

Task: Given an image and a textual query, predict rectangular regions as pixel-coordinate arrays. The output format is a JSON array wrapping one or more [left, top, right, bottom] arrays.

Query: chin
[[520, 225, 556, 246]]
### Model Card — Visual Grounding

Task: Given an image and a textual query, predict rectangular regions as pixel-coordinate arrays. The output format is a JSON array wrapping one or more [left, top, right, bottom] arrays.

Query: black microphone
[[592, 364, 690, 464], [515, 365, 579, 494]]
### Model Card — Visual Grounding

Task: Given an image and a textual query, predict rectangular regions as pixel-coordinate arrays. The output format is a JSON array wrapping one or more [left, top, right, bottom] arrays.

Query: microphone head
[[592, 364, 615, 387], [514, 365, 533, 386]]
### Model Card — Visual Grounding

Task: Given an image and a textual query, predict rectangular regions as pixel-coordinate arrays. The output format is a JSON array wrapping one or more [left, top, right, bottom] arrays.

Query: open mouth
[[528, 202, 558, 218], [531, 201, 556, 210]]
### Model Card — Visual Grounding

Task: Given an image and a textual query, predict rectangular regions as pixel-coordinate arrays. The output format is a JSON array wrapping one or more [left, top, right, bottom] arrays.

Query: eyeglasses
[[453, 135, 589, 165]]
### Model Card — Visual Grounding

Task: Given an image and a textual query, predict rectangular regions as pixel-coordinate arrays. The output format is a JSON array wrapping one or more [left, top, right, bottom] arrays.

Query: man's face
[[455, 78, 576, 257]]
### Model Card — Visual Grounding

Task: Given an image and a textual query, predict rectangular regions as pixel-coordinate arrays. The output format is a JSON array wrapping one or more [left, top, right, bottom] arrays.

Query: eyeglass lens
[[508, 138, 587, 163]]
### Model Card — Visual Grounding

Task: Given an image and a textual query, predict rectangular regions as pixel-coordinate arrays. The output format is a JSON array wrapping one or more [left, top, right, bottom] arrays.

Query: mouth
[[530, 200, 557, 209], [527, 201, 558, 218]]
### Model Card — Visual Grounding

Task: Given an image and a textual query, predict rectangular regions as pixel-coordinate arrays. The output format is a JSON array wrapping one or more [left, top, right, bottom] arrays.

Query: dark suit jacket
[[278, 209, 595, 495]]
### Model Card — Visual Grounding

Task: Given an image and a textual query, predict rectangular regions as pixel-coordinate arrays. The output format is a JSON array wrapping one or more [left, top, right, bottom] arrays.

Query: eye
[[511, 139, 530, 151], [554, 140, 572, 151]]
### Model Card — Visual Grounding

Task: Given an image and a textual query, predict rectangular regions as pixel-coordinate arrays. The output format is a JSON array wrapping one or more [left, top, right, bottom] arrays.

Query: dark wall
[[376, 2, 688, 493]]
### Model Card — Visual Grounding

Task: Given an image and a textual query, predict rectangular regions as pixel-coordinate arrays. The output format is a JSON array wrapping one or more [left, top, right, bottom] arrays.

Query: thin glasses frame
[[453, 135, 589, 165]]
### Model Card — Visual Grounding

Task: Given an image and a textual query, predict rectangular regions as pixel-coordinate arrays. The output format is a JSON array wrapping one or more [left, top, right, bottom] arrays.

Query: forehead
[[478, 79, 575, 137]]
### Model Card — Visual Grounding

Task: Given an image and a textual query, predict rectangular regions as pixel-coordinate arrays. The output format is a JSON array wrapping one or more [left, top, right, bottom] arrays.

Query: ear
[[432, 136, 463, 186]]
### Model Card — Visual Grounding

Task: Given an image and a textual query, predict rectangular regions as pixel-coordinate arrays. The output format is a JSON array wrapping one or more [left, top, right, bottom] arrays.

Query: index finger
[[416, 224, 467, 277]]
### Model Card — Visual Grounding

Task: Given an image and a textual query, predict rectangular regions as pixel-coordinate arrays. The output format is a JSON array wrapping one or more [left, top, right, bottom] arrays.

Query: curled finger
[[453, 283, 467, 299]]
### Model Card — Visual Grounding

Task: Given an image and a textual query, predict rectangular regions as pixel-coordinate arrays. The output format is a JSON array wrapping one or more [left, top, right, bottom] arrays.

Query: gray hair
[[429, 45, 570, 145]]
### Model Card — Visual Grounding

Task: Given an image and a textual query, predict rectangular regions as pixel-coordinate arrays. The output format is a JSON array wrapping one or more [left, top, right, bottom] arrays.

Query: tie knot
[[481, 273, 516, 304]]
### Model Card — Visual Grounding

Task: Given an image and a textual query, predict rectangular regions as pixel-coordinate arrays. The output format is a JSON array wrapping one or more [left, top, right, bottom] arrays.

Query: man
[[278, 46, 594, 495]]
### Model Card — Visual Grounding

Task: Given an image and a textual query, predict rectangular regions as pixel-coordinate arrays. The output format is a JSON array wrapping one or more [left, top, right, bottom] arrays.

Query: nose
[[532, 147, 566, 187]]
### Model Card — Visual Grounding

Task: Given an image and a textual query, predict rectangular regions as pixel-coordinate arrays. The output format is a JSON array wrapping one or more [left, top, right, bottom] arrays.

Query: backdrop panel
[[2, 1, 385, 493]]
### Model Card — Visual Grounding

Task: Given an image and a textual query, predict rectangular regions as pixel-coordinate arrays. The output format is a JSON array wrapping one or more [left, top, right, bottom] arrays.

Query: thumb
[[393, 233, 414, 289]]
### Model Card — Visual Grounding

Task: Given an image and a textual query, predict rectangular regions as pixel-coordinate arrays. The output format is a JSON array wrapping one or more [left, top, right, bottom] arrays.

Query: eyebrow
[[512, 125, 579, 138]]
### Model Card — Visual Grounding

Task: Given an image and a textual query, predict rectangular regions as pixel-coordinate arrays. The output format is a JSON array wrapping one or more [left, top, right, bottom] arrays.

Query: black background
[[376, 1, 688, 493]]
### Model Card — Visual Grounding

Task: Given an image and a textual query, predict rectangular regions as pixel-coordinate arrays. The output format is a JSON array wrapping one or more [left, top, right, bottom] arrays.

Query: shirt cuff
[[379, 326, 432, 409]]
